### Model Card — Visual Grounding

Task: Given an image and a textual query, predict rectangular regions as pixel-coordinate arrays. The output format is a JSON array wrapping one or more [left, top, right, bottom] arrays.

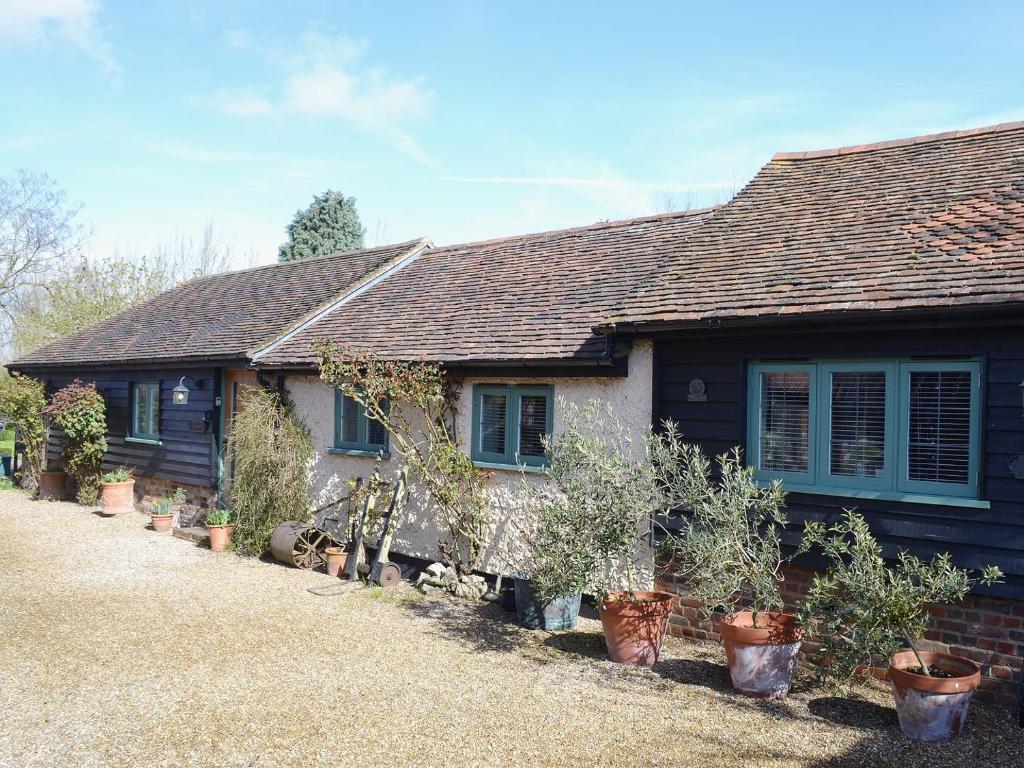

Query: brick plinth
[[657, 565, 1022, 710]]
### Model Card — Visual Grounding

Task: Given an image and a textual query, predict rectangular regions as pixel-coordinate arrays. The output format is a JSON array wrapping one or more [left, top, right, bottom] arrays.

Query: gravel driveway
[[0, 490, 1020, 768]]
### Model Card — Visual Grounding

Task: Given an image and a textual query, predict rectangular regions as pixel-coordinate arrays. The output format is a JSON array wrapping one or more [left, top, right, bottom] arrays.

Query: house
[[597, 120, 1024, 707], [9, 239, 431, 510]]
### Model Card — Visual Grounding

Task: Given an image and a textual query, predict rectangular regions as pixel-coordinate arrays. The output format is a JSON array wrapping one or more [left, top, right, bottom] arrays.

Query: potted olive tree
[[99, 466, 135, 516], [664, 446, 806, 698], [799, 511, 1002, 742]]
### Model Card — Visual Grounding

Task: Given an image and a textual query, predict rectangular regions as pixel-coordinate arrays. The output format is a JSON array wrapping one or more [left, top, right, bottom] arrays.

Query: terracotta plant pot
[[325, 546, 347, 577], [720, 611, 802, 699], [37, 470, 66, 500], [100, 480, 135, 515], [888, 650, 981, 743], [151, 514, 174, 533], [514, 578, 581, 631], [208, 524, 234, 552], [599, 590, 674, 666]]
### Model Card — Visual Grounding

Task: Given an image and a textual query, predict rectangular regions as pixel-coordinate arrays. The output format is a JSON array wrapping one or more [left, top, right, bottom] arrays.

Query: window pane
[[908, 371, 972, 485], [480, 393, 507, 454], [133, 385, 146, 435], [148, 384, 160, 435], [518, 395, 548, 458], [341, 395, 359, 444], [830, 371, 886, 478], [366, 414, 388, 448], [760, 372, 810, 473]]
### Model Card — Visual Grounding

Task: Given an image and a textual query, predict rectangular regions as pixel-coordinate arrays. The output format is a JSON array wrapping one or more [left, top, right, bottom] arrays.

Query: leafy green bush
[[101, 466, 134, 483], [662, 446, 805, 627], [0, 375, 47, 490], [799, 510, 1002, 688], [228, 386, 313, 555], [206, 507, 234, 526], [41, 379, 107, 504]]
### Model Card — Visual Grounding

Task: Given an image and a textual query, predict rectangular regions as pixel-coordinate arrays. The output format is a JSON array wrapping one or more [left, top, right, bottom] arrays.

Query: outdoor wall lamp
[[172, 377, 193, 405]]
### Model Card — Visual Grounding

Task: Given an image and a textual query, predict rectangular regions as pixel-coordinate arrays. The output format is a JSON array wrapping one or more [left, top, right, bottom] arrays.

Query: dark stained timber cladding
[[653, 323, 1024, 598], [39, 367, 218, 488]]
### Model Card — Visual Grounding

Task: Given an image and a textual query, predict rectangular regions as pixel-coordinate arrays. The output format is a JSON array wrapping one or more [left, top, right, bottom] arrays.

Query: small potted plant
[[800, 511, 1003, 742], [665, 447, 807, 698], [206, 507, 235, 552], [99, 466, 135, 516], [150, 488, 185, 533]]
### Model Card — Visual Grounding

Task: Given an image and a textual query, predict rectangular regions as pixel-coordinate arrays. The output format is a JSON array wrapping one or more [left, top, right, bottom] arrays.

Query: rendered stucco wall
[[285, 339, 654, 580]]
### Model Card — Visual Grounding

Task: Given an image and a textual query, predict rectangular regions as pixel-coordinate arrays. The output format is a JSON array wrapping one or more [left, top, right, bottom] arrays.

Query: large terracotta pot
[[599, 590, 674, 666], [100, 480, 135, 515], [325, 546, 347, 577], [37, 470, 66, 500], [720, 611, 802, 699], [888, 650, 981, 742], [151, 514, 174, 533], [514, 578, 581, 631], [208, 525, 234, 552]]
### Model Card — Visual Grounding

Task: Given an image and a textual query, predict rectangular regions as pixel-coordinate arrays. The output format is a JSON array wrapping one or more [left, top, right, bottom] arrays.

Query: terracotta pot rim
[[325, 546, 346, 555], [150, 513, 173, 519], [888, 650, 981, 694], [600, 590, 674, 617], [206, 524, 234, 530], [101, 480, 135, 488], [720, 611, 803, 645]]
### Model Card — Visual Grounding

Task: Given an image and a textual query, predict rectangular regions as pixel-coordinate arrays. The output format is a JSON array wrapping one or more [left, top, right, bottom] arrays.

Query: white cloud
[[210, 88, 275, 118], [212, 27, 435, 167], [0, 0, 118, 74]]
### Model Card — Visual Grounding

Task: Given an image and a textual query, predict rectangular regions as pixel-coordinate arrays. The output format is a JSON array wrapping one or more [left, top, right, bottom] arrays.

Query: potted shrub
[[37, 466, 67, 501], [150, 488, 185, 533], [665, 447, 806, 698], [99, 466, 135, 516], [40, 380, 107, 505], [206, 507, 235, 552], [800, 511, 1003, 742]]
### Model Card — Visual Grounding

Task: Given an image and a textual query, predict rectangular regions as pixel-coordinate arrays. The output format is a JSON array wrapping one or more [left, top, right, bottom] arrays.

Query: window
[[333, 391, 388, 454], [471, 385, 553, 467], [747, 360, 981, 500], [131, 382, 160, 441]]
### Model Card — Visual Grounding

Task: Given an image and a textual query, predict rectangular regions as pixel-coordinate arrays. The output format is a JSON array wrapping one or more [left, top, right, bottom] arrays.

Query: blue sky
[[2, 1, 1023, 267]]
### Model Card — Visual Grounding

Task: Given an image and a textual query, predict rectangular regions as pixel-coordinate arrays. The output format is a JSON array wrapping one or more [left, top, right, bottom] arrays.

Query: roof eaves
[[249, 237, 433, 362]]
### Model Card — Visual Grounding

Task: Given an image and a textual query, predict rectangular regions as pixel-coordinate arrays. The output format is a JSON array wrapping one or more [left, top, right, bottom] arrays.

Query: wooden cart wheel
[[292, 527, 330, 569]]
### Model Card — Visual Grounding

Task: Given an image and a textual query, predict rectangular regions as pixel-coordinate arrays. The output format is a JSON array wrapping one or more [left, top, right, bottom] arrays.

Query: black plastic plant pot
[[514, 577, 581, 631]]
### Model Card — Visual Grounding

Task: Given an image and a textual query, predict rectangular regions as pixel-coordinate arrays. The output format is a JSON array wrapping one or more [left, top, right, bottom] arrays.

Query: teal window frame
[[747, 359, 983, 502], [130, 381, 161, 441], [470, 384, 554, 468], [333, 390, 389, 455]]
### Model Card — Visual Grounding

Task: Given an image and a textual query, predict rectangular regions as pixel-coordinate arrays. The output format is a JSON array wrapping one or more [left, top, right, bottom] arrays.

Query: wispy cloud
[[0, 0, 119, 76], [210, 27, 436, 167]]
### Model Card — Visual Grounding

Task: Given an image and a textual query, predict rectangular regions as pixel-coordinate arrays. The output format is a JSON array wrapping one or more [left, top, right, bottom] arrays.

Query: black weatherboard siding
[[40, 367, 220, 489], [653, 320, 1024, 599]]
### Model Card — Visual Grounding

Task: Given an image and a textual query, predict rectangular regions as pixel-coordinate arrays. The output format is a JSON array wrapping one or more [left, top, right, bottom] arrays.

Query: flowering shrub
[[0, 375, 47, 490], [41, 379, 107, 504]]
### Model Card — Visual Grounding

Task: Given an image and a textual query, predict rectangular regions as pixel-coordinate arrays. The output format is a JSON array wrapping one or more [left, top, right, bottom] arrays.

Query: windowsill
[[778, 484, 990, 510], [328, 447, 390, 459], [472, 460, 547, 475], [125, 436, 162, 446]]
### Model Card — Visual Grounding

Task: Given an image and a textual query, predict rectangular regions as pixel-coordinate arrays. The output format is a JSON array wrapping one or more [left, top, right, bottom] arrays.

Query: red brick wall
[[132, 475, 218, 527], [657, 565, 1022, 710]]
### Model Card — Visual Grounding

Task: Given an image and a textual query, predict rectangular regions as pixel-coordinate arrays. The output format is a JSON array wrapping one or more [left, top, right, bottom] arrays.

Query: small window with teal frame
[[471, 385, 553, 468], [747, 359, 982, 501], [333, 391, 389, 455], [130, 381, 160, 441]]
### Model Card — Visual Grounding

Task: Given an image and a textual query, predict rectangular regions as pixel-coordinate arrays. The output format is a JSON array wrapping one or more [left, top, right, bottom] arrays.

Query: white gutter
[[249, 239, 431, 361]]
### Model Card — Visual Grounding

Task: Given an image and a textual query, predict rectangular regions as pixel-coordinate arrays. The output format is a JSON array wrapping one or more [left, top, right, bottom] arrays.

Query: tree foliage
[[798, 510, 1003, 687], [278, 190, 365, 262], [41, 379, 107, 504], [0, 374, 47, 489], [228, 386, 315, 556], [315, 343, 491, 574]]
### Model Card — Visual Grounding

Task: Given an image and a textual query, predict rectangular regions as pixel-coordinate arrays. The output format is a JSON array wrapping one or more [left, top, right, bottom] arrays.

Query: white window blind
[[759, 371, 810, 473], [829, 371, 887, 479], [479, 392, 507, 454], [518, 395, 548, 458], [907, 370, 973, 486]]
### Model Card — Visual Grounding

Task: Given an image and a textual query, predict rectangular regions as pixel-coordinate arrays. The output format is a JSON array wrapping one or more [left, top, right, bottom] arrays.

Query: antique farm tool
[[269, 521, 337, 569], [344, 478, 375, 581], [362, 466, 409, 588]]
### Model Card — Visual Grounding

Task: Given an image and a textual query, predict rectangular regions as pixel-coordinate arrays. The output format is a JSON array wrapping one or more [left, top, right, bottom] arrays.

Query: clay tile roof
[[11, 239, 430, 369], [255, 208, 715, 367], [604, 121, 1024, 330]]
